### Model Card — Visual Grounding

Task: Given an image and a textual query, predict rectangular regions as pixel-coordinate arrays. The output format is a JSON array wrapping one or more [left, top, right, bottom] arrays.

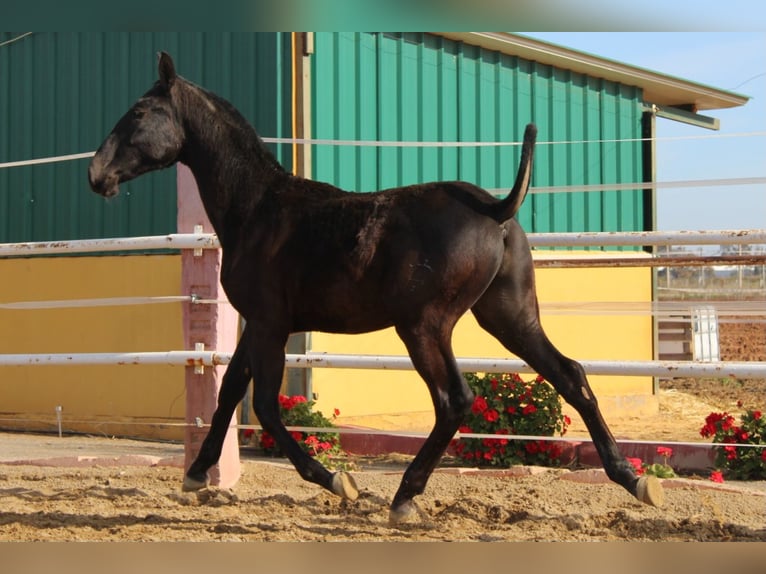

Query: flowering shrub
[[700, 407, 766, 480], [256, 395, 347, 468], [452, 372, 570, 467], [626, 446, 676, 478]]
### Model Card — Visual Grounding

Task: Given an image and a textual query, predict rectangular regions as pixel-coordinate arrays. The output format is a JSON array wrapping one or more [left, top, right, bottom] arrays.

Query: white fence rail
[[1, 229, 764, 380], [1, 228, 764, 257], [1, 351, 764, 379], [0, 233, 220, 256]]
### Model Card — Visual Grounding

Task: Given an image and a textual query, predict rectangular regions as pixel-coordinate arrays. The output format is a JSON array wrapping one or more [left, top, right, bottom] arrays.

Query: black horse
[[89, 52, 662, 523]]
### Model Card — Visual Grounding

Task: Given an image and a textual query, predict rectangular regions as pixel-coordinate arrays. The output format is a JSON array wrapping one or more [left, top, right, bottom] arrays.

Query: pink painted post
[[177, 164, 241, 489]]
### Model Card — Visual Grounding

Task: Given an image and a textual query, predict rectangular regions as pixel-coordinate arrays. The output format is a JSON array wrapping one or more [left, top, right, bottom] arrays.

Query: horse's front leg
[[247, 327, 359, 501], [183, 326, 252, 490]]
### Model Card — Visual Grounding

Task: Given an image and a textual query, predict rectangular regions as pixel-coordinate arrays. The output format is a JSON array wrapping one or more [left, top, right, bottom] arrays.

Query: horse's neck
[[177, 84, 285, 241]]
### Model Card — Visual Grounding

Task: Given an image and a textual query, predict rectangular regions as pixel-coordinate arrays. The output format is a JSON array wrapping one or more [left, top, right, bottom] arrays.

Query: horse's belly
[[293, 303, 393, 334]]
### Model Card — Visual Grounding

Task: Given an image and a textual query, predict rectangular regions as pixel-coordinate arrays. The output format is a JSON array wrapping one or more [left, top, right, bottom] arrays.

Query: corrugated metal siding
[[0, 32, 292, 244], [311, 32, 646, 245]]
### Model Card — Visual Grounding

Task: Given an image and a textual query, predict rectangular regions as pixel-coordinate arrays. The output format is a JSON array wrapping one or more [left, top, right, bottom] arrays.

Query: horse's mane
[[174, 76, 287, 177]]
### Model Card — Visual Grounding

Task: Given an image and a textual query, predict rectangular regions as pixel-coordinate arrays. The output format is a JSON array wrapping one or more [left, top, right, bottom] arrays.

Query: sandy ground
[[0, 454, 763, 542], [1, 318, 763, 541]]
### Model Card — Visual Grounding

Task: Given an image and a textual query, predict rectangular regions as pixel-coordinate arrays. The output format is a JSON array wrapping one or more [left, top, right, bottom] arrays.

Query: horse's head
[[88, 52, 185, 198]]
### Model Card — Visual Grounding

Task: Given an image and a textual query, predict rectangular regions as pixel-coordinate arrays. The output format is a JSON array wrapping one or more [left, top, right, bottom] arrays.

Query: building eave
[[437, 32, 749, 112]]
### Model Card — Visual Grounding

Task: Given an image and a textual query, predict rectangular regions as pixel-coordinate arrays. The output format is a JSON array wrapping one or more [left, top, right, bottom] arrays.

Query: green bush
[[452, 372, 570, 467], [256, 395, 342, 461], [700, 407, 766, 480]]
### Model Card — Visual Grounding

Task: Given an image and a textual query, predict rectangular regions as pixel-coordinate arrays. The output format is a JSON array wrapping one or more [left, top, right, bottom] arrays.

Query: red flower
[[761, 450, 766, 462], [700, 412, 738, 438], [626, 457, 645, 476], [737, 430, 749, 441], [260, 432, 275, 450], [656, 446, 673, 459], [483, 409, 500, 423], [458, 425, 472, 434], [333, 408, 341, 417], [548, 443, 563, 459], [525, 442, 539, 454], [471, 396, 488, 414], [291, 431, 303, 442], [522, 404, 537, 415], [490, 378, 499, 391], [506, 405, 517, 415], [279, 395, 307, 410], [721, 416, 736, 432], [288, 395, 307, 409], [752, 410, 761, 420], [304, 435, 319, 447], [709, 470, 724, 483]]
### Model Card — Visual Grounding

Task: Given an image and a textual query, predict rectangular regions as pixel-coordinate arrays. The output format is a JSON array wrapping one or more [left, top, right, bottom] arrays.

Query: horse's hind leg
[[471, 256, 663, 507], [184, 324, 252, 490], [246, 326, 359, 501], [389, 321, 474, 523]]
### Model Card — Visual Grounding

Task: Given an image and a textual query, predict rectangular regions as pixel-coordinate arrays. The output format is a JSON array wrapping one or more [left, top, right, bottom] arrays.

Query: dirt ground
[[0, 318, 764, 542], [0, 457, 764, 542]]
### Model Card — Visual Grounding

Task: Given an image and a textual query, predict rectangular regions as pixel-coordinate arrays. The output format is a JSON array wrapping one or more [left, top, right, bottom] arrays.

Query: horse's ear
[[158, 52, 177, 87]]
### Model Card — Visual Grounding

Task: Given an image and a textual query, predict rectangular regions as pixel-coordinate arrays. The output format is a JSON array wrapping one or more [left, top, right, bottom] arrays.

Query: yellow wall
[[0, 255, 186, 439], [310, 252, 655, 430], [0, 251, 656, 442]]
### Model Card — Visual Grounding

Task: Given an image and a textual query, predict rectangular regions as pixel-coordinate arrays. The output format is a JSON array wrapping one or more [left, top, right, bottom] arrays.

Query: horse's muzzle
[[88, 158, 120, 198]]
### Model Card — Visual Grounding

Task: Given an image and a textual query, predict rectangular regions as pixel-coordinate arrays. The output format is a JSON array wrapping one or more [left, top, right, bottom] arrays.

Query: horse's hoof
[[388, 501, 418, 526], [182, 474, 209, 492], [330, 471, 359, 501], [636, 475, 664, 507]]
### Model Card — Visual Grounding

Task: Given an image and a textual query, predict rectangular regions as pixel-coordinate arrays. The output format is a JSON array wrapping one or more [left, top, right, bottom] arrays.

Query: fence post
[[177, 164, 241, 489]]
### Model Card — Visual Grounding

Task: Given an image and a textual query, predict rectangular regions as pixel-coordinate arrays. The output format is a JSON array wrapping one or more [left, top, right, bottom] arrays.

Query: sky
[[523, 32, 766, 234]]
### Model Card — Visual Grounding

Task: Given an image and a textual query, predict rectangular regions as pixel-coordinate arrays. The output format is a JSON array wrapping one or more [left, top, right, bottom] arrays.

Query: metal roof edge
[[436, 32, 749, 111]]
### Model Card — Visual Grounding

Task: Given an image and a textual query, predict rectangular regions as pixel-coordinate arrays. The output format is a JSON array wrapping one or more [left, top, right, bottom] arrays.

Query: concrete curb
[[339, 427, 717, 473], [1, 454, 185, 468]]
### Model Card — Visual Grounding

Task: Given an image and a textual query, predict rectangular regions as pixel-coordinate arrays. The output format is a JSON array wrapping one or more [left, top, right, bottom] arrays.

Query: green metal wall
[[0, 32, 292, 244], [1, 32, 648, 245], [311, 32, 647, 241]]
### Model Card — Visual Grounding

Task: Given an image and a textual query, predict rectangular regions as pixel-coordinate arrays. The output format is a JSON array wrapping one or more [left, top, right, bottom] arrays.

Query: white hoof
[[388, 501, 418, 526], [636, 475, 664, 507], [182, 475, 209, 492], [330, 472, 359, 501]]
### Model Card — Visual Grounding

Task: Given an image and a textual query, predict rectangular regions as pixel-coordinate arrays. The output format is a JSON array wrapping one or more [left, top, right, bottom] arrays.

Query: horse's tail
[[491, 123, 536, 222]]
